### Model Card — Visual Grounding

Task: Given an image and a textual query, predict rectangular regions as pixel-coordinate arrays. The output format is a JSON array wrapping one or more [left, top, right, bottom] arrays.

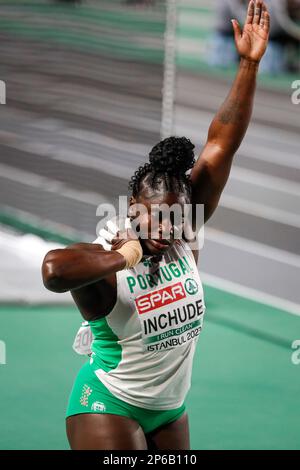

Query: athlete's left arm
[[190, 0, 270, 224]]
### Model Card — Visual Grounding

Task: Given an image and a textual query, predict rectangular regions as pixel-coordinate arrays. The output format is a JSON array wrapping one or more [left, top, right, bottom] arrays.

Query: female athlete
[[42, 1, 270, 450]]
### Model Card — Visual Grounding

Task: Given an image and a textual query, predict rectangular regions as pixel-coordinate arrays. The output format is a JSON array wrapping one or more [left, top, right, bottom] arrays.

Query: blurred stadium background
[[0, 0, 299, 450]]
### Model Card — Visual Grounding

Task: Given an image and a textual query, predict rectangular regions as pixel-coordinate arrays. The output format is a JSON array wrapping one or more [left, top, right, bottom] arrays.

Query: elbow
[[42, 250, 68, 293]]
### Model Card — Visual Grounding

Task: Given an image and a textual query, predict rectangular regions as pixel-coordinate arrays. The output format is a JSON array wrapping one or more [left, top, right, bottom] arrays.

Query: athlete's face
[[129, 188, 189, 256]]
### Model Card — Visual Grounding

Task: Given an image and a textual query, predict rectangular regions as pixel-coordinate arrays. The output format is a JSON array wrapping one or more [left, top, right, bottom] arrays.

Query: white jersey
[[86, 235, 206, 411]]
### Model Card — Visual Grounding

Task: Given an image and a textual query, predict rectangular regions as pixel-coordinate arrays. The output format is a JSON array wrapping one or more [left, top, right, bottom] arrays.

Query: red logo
[[135, 282, 186, 314]]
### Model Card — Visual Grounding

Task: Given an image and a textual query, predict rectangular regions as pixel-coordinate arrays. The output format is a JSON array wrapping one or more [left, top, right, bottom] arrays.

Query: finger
[[94, 236, 112, 250], [253, 0, 262, 25], [125, 217, 138, 240], [93, 236, 108, 246], [125, 217, 132, 230], [259, 3, 267, 28], [246, 0, 255, 24], [231, 19, 242, 41], [99, 228, 114, 242], [117, 231, 129, 241], [111, 236, 125, 249], [259, 10, 265, 29], [263, 10, 270, 33], [106, 220, 118, 235]]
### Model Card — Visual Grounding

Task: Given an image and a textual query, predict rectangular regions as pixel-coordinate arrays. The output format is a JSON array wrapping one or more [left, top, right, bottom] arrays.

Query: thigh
[[146, 413, 190, 450], [66, 413, 148, 450]]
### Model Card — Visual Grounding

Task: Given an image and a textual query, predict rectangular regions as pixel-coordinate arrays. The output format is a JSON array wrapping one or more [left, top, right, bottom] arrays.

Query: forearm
[[42, 245, 125, 293], [207, 58, 259, 154]]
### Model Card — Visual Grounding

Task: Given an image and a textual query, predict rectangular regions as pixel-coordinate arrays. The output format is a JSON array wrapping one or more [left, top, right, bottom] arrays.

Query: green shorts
[[66, 361, 186, 435]]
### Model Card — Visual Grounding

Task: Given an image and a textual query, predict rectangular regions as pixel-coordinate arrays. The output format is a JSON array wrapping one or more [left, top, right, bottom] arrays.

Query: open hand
[[232, 0, 270, 63]]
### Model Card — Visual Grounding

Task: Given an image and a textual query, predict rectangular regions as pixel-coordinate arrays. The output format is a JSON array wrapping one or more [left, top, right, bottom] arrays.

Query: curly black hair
[[129, 137, 196, 198]]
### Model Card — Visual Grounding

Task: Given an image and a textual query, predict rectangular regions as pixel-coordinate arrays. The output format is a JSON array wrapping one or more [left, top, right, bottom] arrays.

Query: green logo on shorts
[[185, 278, 199, 295], [80, 384, 93, 407]]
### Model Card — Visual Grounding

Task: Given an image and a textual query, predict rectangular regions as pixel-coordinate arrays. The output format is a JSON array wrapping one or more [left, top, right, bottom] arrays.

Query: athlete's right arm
[[42, 243, 126, 293]]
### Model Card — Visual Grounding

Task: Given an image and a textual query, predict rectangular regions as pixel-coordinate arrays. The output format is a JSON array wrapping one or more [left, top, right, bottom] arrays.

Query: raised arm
[[190, 0, 270, 223]]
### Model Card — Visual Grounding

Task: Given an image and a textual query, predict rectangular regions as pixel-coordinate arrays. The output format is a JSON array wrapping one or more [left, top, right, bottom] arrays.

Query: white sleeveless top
[[87, 235, 206, 411]]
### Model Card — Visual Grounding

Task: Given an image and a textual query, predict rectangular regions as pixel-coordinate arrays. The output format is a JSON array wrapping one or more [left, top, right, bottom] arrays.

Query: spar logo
[[135, 282, 186, 315], [185, 278, 198, 295]]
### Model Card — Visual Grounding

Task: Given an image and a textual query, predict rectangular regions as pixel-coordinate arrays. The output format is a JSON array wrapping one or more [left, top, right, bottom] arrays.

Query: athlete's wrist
[[116, 240, 143, 269], [239, 56, 260, 70]]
